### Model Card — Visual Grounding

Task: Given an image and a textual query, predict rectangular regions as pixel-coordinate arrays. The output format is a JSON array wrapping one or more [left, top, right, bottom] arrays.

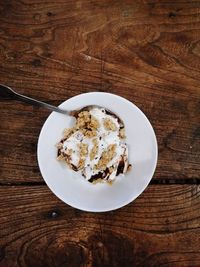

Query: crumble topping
[[57, 107, 131, 183]]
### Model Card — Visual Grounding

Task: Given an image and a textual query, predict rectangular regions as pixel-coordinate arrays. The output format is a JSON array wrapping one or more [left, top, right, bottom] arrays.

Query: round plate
[[37, 92, 158, 212]]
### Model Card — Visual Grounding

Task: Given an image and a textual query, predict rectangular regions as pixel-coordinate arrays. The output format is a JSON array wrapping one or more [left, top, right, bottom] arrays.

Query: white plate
[[37, 92, 158, 212]]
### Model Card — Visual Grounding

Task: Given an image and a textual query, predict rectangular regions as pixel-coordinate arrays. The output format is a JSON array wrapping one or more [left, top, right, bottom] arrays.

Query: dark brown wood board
[[1, 185, 200, 267], [0, 1, 200, 266]]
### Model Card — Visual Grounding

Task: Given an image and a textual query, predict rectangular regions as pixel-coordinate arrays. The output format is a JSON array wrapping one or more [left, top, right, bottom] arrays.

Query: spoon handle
[[0, 84, 68, 115]]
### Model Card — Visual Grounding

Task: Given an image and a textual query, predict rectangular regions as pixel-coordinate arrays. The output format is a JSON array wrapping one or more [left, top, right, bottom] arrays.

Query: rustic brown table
[[0, 1, 200, 266]]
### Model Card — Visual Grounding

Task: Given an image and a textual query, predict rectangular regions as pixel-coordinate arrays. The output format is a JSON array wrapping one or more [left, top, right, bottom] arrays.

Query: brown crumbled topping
[[103, 118, 117, 131], [57, 154, 65, 161], [78, 111, 91, 120], [56, 142, 63, 149], [78, 158, 85, 169], [75, 111, 99, 138], [119, 128, 126, 139], [76, 117, 86, 128], [78, 143, 88, 170], [80, 129, 97, 138], [96, 144, 117, 170], [66, 149, 73, 156], [79, 143, 88, 157], [80, 128, 86, 135], [76, 111, 91, 128], [63, 128, 74, 138], [90, 115, 100, 129], [109, 166, 114, 173], [90, 138, 99, 160], [86, 130, 97, 138], [92, 178, 104, 184]]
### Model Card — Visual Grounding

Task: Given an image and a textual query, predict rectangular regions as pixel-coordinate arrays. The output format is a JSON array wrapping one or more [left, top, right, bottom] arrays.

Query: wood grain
[[0, 0, 200, 183], [0, 185, 200, 267], [0, 1, 200, 266], [0, 99, 199, 183]]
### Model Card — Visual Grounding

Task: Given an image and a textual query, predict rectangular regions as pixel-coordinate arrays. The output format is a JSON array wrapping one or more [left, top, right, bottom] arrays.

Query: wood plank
[[0, 0, 199, 183], [0, 97, 199, 183], [0, 2, 200, 267], [0, 0, 200, 100], [0, 185, 200, 266]]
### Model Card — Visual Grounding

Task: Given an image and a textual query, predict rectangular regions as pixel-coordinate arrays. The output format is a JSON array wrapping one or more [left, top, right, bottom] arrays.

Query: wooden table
[[0, 1, 200, 266]]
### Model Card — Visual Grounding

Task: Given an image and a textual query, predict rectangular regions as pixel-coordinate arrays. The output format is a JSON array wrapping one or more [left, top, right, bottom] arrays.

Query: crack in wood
[[0, 179, 200, 187]]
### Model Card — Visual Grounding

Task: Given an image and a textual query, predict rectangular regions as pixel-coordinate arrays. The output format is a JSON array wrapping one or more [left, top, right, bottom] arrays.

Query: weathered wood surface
[[0, 0, 200, 183], [0, 185, 200, 267], [0, 1, 200, 266], [0, 100, 199, 184]]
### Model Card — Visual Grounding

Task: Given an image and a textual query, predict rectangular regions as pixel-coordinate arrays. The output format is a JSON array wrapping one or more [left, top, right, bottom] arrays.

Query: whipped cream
[[58, 107, 129, 183]]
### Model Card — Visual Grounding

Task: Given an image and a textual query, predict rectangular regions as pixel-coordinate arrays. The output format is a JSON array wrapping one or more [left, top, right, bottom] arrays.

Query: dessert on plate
[[57, 107, 131, 183]]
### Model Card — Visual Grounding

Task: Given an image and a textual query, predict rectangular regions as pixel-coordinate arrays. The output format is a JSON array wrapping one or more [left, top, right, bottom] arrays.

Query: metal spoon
[[0, 84, 124, 126], [0, 84, 70, 115]]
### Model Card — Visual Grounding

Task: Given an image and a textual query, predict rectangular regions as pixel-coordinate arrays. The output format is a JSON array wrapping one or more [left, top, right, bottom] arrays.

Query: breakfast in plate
[[57, 107, 131, 184]]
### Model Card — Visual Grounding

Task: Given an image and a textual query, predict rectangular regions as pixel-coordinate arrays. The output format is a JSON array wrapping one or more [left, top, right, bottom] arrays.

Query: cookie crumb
[[103, 118, 117, 131], [119, 128, 126, 139]]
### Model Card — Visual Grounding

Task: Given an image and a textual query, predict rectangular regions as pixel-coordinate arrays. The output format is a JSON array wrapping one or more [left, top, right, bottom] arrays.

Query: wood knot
[[33, 13, 41, 21], [47, 12, 54, 17], [51, 211, 59, 218], [168, 12, 176, 18], [45, 209, 62, 219], [21, 237, 87, 267], [31, 59, 42, 67]]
